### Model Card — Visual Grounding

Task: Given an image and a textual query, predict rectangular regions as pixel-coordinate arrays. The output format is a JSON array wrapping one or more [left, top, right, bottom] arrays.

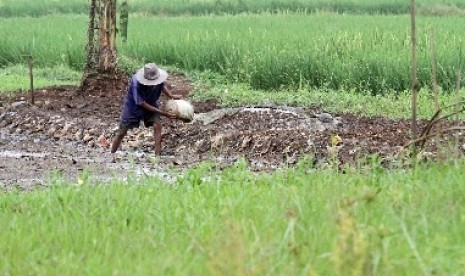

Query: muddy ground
[[1, 73, 464, 189]]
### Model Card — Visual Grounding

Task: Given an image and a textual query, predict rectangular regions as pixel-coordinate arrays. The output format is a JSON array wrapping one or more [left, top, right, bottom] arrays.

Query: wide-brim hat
[[136, 63, 168, 86]]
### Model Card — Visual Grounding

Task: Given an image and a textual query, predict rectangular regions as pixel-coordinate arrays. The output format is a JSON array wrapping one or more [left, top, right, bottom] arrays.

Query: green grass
[[1, 64, 463, 120], [1, 0, 465, 17], [0, 14, 464, 94], [0, 64, 80, 93], [191, 70, 465, 120], [1, 160, 465, 274]]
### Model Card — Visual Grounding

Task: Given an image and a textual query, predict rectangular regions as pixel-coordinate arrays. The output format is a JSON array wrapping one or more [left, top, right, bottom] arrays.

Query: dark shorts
[[119, 112, 161, 131]]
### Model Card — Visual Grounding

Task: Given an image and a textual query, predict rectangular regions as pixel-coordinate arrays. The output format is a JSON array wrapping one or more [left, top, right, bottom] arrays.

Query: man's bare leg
[[153, 122, 162, 155], [111, 129, 128, 153]]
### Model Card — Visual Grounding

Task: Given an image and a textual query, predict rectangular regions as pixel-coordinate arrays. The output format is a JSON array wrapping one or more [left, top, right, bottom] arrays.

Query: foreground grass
[[1, 160, 465, 274]]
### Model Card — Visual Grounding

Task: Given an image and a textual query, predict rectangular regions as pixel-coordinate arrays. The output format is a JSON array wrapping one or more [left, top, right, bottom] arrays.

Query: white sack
[[165, 100, 195, 122]]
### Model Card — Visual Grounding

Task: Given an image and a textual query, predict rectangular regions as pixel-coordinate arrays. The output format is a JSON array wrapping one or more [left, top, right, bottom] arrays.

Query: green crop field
[[1, 0, 465, 16], [1, 161, 465, 275], [1, 13, 464, 95]]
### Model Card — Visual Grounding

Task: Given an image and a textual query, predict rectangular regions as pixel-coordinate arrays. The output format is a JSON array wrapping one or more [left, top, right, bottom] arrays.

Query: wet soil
[[1, 73, 464, 189]]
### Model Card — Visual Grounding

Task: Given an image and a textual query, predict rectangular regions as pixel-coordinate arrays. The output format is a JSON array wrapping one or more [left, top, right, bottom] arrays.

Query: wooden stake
[[429, 28, 441, 160], [28, 55, 34, 105], [410, 0, 418, 159], [455, 70, 462, 157], [456, 70, 461, 112]]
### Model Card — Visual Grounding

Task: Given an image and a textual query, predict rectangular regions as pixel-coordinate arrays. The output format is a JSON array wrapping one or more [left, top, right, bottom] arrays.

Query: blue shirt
[[121, 76, 164, 123]]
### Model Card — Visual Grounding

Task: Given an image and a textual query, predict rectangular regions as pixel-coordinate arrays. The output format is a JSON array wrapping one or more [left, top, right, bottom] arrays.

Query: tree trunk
[[98, 0, 117, 73], [83, 0, 97, 74], [80, 0, 118, 92]]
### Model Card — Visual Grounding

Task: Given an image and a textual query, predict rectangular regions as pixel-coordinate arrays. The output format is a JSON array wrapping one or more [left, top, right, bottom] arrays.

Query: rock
[[134, 152, 145, 159], [61, 123, 74, 135], [306, 138, 314, 148], [417, 151, 435, 161], [47, 127, 56, 136], [332, 118, 344, 128], [241, 136, 252, 149], [286, 155, 298, 164], [111, 126, 119, 134], [315, 113, 333, 123], [211, 134, 225, 149], [53, 132, 62, 140], [34, 101, 45, 107], [21, 118, 31, 125], [135, 131, 148, 141], [83, 134, 93, 142], [88, 128, 99, 135], [127, 140, 140, 148], [11, 101, 26, 108], [98, 134, 110, 148], [74, 129, 84, 141], [0, 118, 12, 128], [196, 139, 211, 153]]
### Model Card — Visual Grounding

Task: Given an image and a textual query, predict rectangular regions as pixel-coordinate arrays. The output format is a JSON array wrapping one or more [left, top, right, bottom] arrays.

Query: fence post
[[410, 0, 418, 160], [28, 55, 34, 105], [455, 70, 462, 157]]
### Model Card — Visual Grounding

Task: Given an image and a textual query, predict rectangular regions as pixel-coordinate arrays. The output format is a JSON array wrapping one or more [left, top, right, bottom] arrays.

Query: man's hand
[[164, 111, 177, 119]]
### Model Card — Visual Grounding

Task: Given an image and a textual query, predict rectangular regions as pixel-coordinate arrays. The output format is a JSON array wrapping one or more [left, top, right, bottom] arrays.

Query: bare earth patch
[[1, 73, 464, 189]]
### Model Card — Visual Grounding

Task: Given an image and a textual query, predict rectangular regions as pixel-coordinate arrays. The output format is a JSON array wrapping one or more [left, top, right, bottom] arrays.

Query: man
[[111, 63, 182, 155]]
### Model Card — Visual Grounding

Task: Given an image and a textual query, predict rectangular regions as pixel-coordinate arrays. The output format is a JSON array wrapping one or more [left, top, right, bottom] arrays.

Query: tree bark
[[81, 0, 118, 92], [98, 0, 117, 73]]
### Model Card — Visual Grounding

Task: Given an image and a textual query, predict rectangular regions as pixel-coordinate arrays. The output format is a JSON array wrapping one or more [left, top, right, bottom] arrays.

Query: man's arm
[[140, 102, 176, 118], [162, 85, 182, 100]]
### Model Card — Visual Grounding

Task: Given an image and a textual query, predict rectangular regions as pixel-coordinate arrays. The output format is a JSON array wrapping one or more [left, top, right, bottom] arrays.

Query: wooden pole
[[28, 55, 34, 105], [410, 0, 418, 159], [429, 29, 441, 160], [456, 70, 461, 118], [455, 70, 462, 157]]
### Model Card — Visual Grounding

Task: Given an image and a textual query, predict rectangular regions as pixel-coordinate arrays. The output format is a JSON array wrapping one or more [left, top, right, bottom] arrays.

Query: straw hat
[[135, 63, 168, 86]]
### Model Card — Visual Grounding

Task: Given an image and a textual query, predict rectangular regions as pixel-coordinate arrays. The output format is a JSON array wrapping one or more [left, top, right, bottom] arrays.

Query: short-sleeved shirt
[[121, 76, 164, 124]]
